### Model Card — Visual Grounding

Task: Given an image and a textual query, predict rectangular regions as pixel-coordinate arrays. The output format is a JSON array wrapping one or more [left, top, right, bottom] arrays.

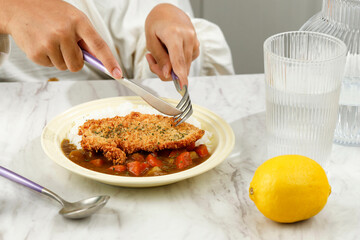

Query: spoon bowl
[[59, 195, 110, 219]]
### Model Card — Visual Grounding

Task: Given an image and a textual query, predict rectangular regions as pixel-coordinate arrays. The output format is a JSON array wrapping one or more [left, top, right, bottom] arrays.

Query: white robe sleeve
[[133, 18, 235, 80], [191, 19, 235, 76]]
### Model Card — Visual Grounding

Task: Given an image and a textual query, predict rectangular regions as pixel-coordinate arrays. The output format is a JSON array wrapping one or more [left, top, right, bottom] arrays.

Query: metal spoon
[[0, 166, 110, 219]]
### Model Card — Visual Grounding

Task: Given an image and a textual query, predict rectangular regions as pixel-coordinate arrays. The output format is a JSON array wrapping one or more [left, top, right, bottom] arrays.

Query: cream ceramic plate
[[41, 96, 235, 187]]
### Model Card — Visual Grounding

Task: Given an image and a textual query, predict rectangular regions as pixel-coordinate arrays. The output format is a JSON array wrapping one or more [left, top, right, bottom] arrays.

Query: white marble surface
[[0, 74, 359, 240]]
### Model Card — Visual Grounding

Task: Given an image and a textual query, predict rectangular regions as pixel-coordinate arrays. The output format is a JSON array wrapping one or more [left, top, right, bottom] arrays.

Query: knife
[[82, 49, 182, 116]]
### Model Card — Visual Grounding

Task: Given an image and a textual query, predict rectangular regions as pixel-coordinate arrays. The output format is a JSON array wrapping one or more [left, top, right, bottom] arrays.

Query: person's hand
[[145, 3, 200, 88], [0, 0, 122, 78]]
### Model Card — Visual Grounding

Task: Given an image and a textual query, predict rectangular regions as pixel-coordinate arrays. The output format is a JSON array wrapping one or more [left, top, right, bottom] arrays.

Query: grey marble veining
[[0, 74, 359, 240]]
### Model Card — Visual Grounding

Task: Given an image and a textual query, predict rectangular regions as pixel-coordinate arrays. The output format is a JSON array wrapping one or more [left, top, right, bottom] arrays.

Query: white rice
[[67, 101, 212, 151]]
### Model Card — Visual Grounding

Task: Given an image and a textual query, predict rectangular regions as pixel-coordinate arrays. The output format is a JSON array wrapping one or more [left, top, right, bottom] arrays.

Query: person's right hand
[[0, 0, 122, 78], [145, 4, 200, 89]]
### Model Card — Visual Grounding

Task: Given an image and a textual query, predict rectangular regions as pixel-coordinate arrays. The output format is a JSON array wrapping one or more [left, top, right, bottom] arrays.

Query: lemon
[[249, 155, 331, 223]]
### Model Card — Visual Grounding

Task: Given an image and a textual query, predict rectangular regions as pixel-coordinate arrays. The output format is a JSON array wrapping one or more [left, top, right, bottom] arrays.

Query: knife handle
[[82, 49, 112, 77]]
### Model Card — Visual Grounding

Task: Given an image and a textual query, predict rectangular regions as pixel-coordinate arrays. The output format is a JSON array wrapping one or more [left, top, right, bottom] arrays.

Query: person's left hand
[[145, 3, 200, 89]]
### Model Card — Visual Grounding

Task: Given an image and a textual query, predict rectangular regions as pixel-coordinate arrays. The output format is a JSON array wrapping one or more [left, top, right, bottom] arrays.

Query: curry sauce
[[61, 139, 210, 177]]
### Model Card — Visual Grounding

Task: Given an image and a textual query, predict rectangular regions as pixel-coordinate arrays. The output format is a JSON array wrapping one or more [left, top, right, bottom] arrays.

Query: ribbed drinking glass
[[264, 31, 347, 167]]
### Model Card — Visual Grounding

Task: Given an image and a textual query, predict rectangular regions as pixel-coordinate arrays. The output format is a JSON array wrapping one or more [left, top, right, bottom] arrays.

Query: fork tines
[[171, 71, 193, 126], [174, 85, 193, 126]]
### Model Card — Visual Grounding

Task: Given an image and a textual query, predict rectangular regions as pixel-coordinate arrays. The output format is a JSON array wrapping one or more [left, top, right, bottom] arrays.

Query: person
[[0, 0, 234, 87]]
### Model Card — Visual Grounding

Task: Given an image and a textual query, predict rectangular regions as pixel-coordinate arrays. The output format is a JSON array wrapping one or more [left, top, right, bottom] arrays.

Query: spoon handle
[[0, 166, 43, 193]]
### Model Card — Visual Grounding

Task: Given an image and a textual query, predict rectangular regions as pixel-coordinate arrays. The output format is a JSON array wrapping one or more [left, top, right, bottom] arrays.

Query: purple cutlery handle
[[82, 49, 111, 76], [171, 71, 179, 80], [171, 70, 185, 93], [0, 166, 43, 193]]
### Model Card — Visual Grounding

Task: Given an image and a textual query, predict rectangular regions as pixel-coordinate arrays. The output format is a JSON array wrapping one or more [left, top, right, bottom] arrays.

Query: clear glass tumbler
[[264, 31, 347, 167]]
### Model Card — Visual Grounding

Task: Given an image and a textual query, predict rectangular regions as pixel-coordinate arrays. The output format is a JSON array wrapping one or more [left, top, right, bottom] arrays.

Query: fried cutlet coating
[[78, 112, 205, 164]]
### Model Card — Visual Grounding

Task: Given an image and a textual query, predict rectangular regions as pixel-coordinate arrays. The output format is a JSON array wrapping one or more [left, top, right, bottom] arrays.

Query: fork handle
[[171, 71, 186, 96]]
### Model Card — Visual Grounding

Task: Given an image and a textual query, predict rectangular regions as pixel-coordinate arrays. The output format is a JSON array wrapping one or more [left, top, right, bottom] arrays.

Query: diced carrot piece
[[129, 153, 145, 162], [169, 149, 185, 158], [139, 162, 149, 174], [146, 154, 163, 167], [89, 159, 104, 167], [127, 161, 149, 176], [175, 152, 192, 170], [108, 165, 127, 172], [195, 144, 209, 158], [186, 142, 196, 151]]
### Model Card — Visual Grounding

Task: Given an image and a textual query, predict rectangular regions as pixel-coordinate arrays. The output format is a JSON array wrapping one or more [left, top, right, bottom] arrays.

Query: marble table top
[[0, 74, 359, 240]]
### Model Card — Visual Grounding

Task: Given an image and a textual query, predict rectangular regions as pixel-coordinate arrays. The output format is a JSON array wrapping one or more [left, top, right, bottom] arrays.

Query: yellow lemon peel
[[249, 155, 331, 223]]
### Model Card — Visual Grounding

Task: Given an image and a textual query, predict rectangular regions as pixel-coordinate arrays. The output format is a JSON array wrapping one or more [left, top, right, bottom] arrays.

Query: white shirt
[[0, 0, 234, 82]]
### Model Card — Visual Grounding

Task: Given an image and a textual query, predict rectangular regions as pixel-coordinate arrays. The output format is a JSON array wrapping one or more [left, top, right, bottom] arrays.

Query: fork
[[81, 49, 182, 117], [171, 71, 193, 125]]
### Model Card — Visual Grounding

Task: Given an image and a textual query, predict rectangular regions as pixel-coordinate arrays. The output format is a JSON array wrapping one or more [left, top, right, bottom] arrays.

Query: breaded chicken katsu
[[79, 112, 205, 164]]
